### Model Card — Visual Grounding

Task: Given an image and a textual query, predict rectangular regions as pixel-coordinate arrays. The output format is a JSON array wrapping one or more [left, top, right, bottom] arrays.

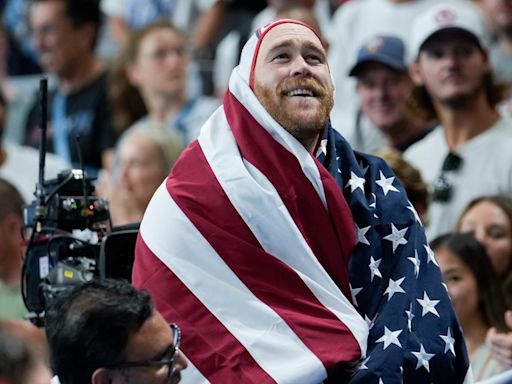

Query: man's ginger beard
[[254, 77, 334, 143]]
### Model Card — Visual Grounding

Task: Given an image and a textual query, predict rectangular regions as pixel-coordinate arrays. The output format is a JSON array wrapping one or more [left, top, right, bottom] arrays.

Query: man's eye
[[306, 55, 321, 63], [273, 53, 289, 60], [426, 49, 444, 59]]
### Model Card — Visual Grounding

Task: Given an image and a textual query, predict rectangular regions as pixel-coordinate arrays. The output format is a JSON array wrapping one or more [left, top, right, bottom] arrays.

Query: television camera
[[21, 79, 137, 326]]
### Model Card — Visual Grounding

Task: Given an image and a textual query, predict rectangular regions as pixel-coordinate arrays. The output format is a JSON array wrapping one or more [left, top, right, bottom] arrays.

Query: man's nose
[[176, 352, 188, 372], [291, 56, 312, 77]]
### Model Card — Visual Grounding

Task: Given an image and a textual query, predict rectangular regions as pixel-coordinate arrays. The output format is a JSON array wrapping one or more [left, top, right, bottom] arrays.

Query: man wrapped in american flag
[[132, 19, 471, 383]]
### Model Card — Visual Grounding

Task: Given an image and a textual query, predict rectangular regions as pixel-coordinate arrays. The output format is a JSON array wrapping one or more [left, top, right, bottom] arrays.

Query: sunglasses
[[431, 152, 463, 203], [104, 323, 181, 383]]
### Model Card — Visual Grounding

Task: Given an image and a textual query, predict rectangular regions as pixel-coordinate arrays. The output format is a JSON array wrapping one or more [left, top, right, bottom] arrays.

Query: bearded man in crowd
[[133, 19, 471, 383]]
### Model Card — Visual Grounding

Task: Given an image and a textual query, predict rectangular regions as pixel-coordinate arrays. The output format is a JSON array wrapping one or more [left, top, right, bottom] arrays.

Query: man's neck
[[434, 95, 500, 151], [58, 56, 103, 94], [146, 93, 188, 123]]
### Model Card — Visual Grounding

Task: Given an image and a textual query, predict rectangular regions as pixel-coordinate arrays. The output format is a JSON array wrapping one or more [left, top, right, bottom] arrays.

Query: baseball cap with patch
[[410, 2, 487, 61], [348, 35, 407, 77]]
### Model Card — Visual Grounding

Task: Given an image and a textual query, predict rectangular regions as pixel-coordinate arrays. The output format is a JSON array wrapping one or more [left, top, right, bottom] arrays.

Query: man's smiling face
[[252, 23, 333, 149]]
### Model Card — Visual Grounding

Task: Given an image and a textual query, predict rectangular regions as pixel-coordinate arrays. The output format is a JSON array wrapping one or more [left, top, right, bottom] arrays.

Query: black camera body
[[22, 169, 111, 325]]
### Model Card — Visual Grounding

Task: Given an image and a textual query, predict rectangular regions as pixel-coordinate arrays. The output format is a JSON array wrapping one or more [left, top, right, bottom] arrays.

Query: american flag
[[317, 126, 471, 383], [132, 20, 471, 383]]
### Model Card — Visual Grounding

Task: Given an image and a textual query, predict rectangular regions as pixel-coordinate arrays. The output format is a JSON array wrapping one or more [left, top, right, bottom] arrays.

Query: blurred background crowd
[[2, 0, 512, 382]]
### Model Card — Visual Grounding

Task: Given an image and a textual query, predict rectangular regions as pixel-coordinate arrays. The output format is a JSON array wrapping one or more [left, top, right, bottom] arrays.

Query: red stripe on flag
[[133, 235, 274, 383], [224, 91, 355, 298], [165, 142, 361, 371]]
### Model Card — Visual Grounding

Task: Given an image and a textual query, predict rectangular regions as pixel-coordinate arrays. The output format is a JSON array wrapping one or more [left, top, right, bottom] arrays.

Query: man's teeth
[[287, 89, 314, 97]]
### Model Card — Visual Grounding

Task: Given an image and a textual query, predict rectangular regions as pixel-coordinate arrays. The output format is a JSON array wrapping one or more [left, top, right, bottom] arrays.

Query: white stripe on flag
[[199, 111, 368, 355], [179, 352, 210, 384], [141, 183, 328, 384]]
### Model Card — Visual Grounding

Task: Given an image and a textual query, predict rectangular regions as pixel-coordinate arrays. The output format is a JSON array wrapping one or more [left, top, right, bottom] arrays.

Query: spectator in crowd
[[404, 2, 512, 239], [0, 320, 52, 384], [457, 195, 512, 304], [456, 195, 512, 367], [133, 19, 470, 383], [1, 0, 42, 76], [482, 0, 512, 91], [25, 0, 118, 175], [432, 233, 509, 381], [374, 148, 429, 224], [45, 279, 187, 384], [96, 126, 183, 227], [191, 0, 267, 95], [0, 179, 26, 320], [328, 0, 464, 123], [346, 35, 433, 153], [121, 21, 220, 145], [0, 90, 68, 203]]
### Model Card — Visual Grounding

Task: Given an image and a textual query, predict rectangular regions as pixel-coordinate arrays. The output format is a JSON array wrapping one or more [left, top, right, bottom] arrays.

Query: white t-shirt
[[0, 142, 70, 203], [404, 118, 512, 239]]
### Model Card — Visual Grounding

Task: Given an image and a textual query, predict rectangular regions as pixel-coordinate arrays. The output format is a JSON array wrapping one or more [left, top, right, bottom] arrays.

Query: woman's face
[[129, 27, 188, 98], [116, 135, 167, 210], [436, 247, 480, 327], [458, 201, 512, 277]]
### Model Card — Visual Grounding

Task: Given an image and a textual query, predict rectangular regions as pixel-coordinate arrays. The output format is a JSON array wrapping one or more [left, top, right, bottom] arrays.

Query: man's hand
[[486, 310, 512, 366]]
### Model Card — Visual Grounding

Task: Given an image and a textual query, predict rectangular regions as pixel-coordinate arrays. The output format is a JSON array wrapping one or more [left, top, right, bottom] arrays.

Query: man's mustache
[[278, 78, 328, 97]]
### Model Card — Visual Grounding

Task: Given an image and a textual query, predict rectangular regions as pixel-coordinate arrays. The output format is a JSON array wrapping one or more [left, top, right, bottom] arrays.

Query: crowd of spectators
[[1, 0, 512, 383]]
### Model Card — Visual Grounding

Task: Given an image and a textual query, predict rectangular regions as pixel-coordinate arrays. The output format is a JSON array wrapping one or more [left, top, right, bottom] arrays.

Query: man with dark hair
[[45, 279, 187, 384], [134, 19, 470, 383], [405, 2, 512, 239], [25, 0, 118, 175]]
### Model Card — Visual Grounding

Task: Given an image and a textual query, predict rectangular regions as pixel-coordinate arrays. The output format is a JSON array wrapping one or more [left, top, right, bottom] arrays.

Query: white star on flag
[[370, 193, 377, 209], [317, 139, 327, 157], [384, 224, 408, 253], [376, 326, 402, 349], [384, 277, 406, 301], [350, 285, 363, 307], [355, 224, 371, 245], [365, 314, 376, 330], [417, 291, 440, 317], [440, 328, 456, 356], [369, 256, 382, 281], [376, 170, 399, 196], [407, 201, 422, 225], [424, 244, 439, 266], [405, 303, 415, 332], [346, 171, 366, 193], [358, 160, 369, 176], [412, 344, 435, 372], [408, 250, 421, 277], [359, 356, 370, 370]]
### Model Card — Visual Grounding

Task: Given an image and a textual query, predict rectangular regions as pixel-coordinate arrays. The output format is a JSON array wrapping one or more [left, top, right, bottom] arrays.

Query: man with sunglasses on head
[[45, 279, 187, 384], [404, 2, 512, 239]]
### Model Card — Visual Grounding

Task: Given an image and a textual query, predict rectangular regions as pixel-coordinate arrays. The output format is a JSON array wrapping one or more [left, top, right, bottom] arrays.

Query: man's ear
[[92, 367, 114, 384], [408, 61, 423, 86]]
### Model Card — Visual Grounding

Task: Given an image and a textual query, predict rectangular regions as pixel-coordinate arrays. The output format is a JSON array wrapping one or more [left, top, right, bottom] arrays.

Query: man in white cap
[[133, 19, 470, 383], [405, 2, 512, 239]]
